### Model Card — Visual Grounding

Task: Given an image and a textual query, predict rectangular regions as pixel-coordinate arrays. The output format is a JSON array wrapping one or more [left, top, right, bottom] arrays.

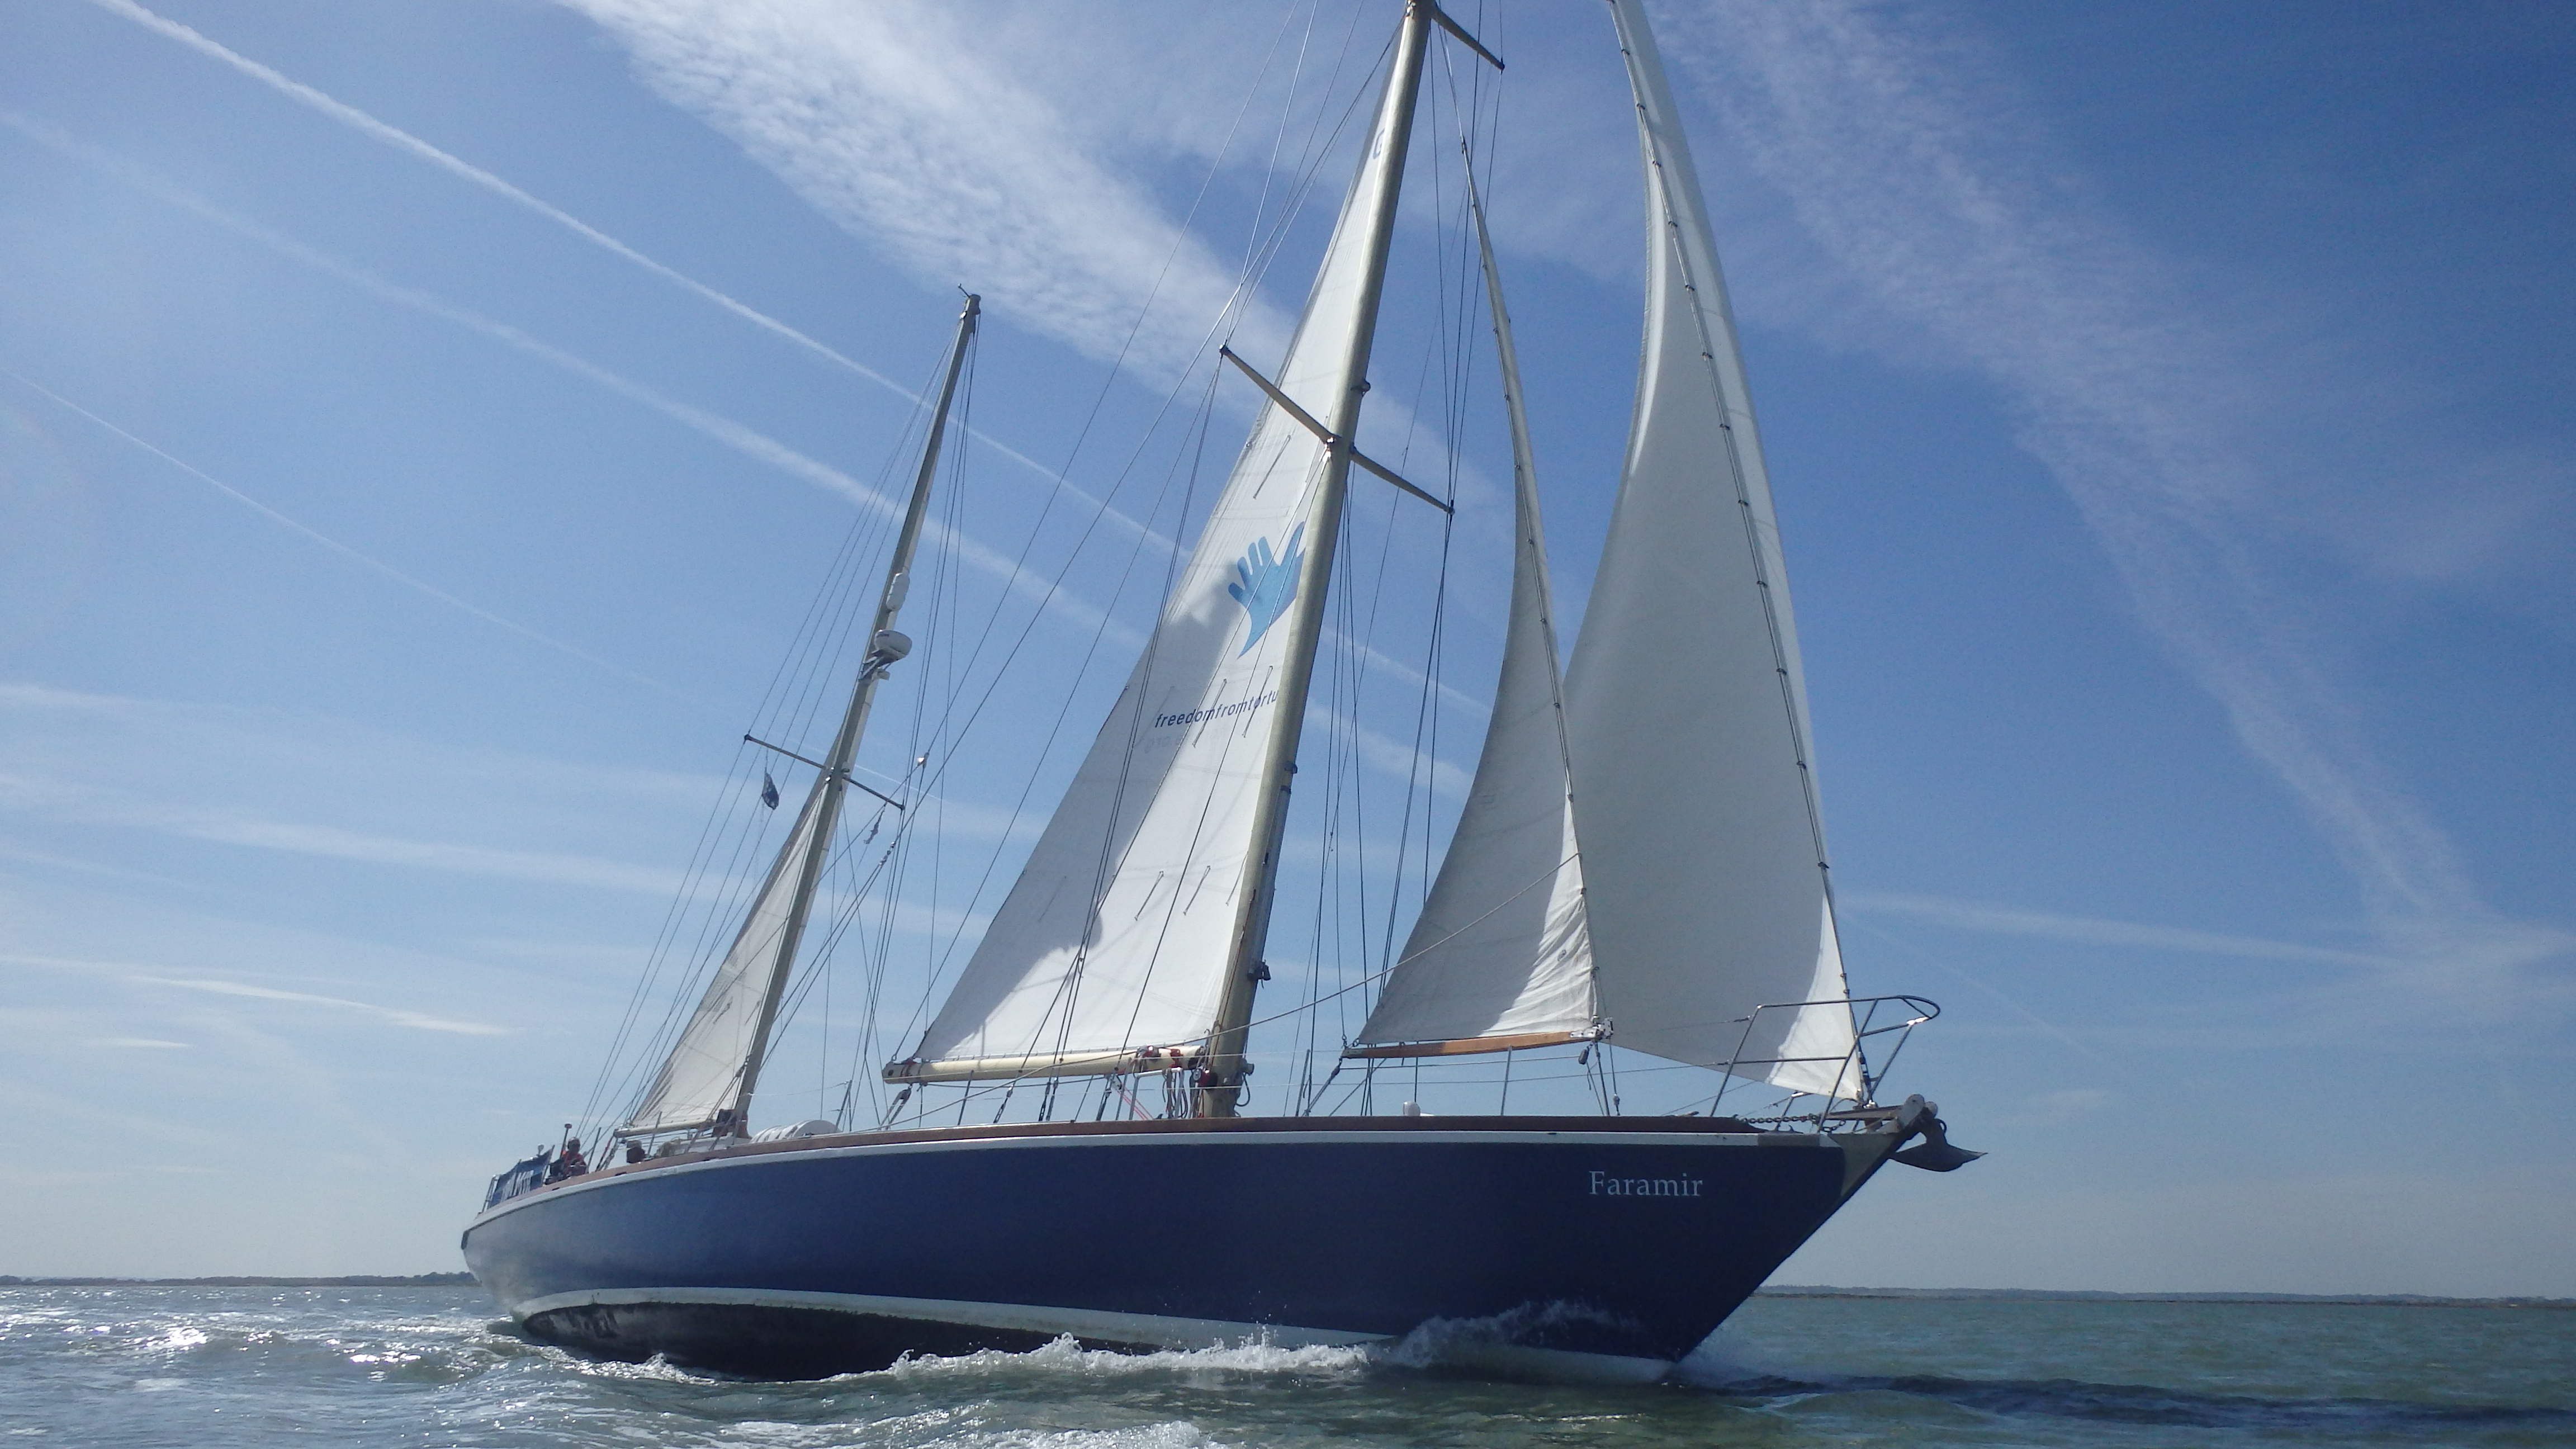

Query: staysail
[[1561, 1, 1859, 1100], [889, 8, 1435, 1090], [1351, 163, 1595, 1058]]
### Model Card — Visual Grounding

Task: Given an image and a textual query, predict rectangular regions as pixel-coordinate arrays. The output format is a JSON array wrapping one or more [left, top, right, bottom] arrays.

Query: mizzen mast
[[621, 292, 979, 1141], [728, 291, 982, 1123]]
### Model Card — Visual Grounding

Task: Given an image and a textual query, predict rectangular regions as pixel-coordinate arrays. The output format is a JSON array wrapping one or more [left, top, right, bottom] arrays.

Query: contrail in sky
[[82, 0, 1502, 714], [79, 0, 1079, 496], [1844, 892, 2394, 969], [557, 0, 1296, 386], [139, 975, 513, 1036], [63, 3, 1599, 770], [1656, 0, 2570, 983], [0, 366, 679, 698], [0, 110, 1142, 652]]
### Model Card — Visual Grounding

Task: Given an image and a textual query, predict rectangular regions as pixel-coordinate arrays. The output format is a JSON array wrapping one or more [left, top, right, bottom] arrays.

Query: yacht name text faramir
[[1588, 1170, 1706, 1198]]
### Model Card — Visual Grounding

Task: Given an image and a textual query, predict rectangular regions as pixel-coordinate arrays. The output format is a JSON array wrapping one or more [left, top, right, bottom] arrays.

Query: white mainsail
[[1352, 169, 1595, 1056], [1562, 1, 1859, 1100], [622, 776, 831, 1135], [892, 36, 1427, 1085]]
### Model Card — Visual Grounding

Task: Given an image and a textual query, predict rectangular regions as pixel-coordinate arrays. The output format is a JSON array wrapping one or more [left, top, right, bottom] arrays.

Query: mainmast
[[888, 3, 1497, 1115], [1195, 2, 1435, 1116]]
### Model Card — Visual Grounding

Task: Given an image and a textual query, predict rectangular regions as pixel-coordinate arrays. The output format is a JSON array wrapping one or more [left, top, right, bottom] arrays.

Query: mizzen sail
[[1564, 1, 1859, 1100], [623, 295, 982, 1137], [622, 779, 831, 1135]]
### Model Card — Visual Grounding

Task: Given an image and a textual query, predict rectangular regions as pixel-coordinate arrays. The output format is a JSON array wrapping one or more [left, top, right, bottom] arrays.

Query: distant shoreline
[[1757, 1285, 2574, 1309], [0, 1275, 2564, 1307]]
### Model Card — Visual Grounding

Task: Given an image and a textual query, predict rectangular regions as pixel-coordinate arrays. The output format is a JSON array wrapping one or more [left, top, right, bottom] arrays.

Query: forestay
[[1562, 1, 1859, 1100], [889, 54, 1420, 1085]]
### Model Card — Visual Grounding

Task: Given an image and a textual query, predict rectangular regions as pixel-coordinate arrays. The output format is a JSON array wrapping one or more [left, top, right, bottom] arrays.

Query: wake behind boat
[[463, 0, 1978, 1384]]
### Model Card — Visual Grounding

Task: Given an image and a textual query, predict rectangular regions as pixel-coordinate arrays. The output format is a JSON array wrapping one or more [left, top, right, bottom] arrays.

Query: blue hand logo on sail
[[1227, 524, 1304, 655]]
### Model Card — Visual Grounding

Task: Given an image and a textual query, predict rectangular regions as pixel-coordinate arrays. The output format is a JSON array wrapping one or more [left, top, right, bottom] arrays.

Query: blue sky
[[1, 0, 2569, 1298]]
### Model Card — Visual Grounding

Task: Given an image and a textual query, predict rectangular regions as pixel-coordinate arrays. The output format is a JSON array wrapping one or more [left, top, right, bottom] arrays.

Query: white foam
[[710, 1417, 1220, 1449], [873, 1333, 1373, 1385], [1383, 1301, 1626, 1367]]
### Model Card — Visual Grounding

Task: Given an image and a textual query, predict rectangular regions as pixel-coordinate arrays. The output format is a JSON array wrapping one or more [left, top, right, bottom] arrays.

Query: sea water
[[5, 1286, 2570, 1448]]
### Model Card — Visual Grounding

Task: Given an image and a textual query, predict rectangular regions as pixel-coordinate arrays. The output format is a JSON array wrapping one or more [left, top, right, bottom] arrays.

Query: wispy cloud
[[529, 3, 1519, 789], [0, 679, 715, 806], [75, 4, 887, 406], [560, 0, 1296, 385], [0, 110, 1143, 653], [0, 683, 1056, 902], [550, 0, 1516, 544], [0, 767, 685, 896], [0, 358, 675, 698], [4, 950, 512, 1037], [168, 815, 684, 896], [80, 0, 1142, 506], [1845, 892, 2393, 968], [1330, 711, 1469, 803], [1654, 1, 2569, 984], [136, 976, 513, 1036], [0, 685, 709, 895]]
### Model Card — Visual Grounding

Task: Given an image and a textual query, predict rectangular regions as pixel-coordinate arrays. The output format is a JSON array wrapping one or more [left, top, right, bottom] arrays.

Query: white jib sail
[[623, 774, 830, 1133], [894, 74, 1416, 1084], [1354, 169, 1594, 1054], [1564, 0, 1859, 1100]]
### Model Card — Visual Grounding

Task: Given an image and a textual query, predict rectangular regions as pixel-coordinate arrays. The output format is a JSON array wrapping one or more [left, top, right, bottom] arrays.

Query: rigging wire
[[577, 346, 941, 1139], [590, 4, 1556, 1137], [863, 27, 1401, 1082], [583, 6, 1379, 1141]]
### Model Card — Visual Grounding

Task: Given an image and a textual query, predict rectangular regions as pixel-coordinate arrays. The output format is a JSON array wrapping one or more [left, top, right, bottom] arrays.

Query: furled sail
[[1562, 1, 1859, 1100], [890, 40, 1426, 1086], [622, 776, 830, 1134], [1351, 168, 1595, 1058]]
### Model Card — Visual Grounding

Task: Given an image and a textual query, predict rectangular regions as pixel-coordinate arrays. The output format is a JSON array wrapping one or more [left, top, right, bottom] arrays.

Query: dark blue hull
[[462, 1116, 1896, 1380]]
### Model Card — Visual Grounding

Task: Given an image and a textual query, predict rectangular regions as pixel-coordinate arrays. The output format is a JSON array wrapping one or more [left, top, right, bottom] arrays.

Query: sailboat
[[462, 0, 1977, 1384]]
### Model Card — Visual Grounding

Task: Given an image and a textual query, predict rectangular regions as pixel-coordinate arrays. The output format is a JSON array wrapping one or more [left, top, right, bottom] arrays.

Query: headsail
[[1563, 1, 1859, 1100], [890, 8, 1436, 1092], [1352, 160, 1595, 1058]]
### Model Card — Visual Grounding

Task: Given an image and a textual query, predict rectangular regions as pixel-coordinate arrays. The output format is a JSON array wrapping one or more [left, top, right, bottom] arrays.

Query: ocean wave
[[1679, 1352, 2576, 1437], [11, 1287, 2573, 1448]]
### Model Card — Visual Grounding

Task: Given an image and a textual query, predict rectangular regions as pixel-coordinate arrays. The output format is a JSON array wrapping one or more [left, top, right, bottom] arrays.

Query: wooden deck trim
[[1339, 1030, 1592, 1059]]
